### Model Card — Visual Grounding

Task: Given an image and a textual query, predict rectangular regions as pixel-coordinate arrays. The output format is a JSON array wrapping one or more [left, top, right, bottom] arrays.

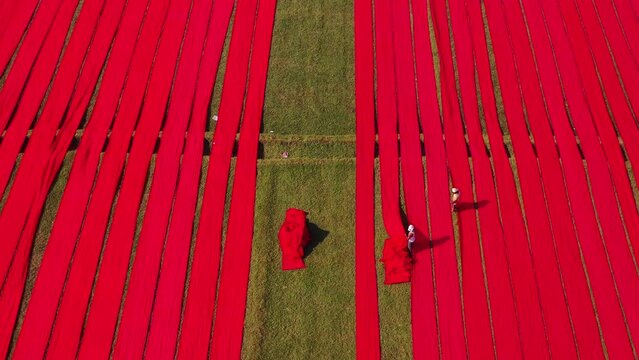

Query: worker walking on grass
[[451, 187, 460, 211], [407, 225, 416, 253]]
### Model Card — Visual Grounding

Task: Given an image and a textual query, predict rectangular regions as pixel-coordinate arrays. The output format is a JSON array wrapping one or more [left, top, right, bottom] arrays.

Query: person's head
[[408, 225, 414, 233], [451, 187, 460, 195]]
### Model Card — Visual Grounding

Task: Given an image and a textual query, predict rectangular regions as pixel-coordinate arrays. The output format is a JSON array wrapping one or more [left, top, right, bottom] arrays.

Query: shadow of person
[[429, 236, 451, 248], [455, 199, 489, 211], [304, 222, 330, 258]]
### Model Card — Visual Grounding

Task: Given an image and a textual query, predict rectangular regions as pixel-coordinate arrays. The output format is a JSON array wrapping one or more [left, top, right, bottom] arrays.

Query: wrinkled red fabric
[[542, 0, 637, 355], [0, 0, 60, 75], [176, 0, 258, 356], [278, 209, 311, 270], [411, 0, 465, 357], [145, 0, 234, 358], [354, 0, 381, 356], [43, 0, 172, 356], [429, 0, 494, 357], [209, 0, 277, 352], [380, 235, 411, 285]]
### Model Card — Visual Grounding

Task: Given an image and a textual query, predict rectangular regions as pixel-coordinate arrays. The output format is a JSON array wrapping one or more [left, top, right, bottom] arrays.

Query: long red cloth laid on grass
[[42, 0, 173, 357], [77, 0, 192, 357], [0, 0, 58, 75], [496, 0, 603, 356], [373, 0, 405, 241], [177, 0, 258, 356], [571, 0, 639, 256], [353, 0, 381, 355], [547, 3, 639, 341], [0, 0, 103, 200], [482, 1, 580, 357], [0, 0, 133, 356], [9, 0, 126, 358], [464, 0, 549, 356], [109, 0, 211, 357], [410, 0, 465, 357], [522, 0, 631, 356], [580, 0, 639, 117], [555, 0, 639, 346], [611, 0, 639, 62], [145, 0, 234, 357], [389, 0, 438, 357], [517, 0, 615, 356], [0, 0, 81, 139], [209, 1, 277, 352], [430, 0, 494, 357], [447, 0, 523, 356]]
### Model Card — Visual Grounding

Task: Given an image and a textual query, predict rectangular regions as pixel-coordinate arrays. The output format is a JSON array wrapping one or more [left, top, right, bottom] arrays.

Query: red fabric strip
[[0, 0, 50, 74], [571, 0, 639, 256], [447, 0, 523, 356], [411, 0, 466, 357], [542, 0, 637, 356], [145, 0, 234, 357], [108, 0, 210, 356], [176, 0, 258, 356], [353, 0, 381, 357], [482, 0, 579, 357], [0, 0, 128, 355], [390, 0, 438, 356], [516, 0, 611, 356], [373, 0, 405, 239], [8, 0, 125, 357], [42, 0, 173, 356], [610, 0, 639, 62], [209, 0, 277, 355], [0, 0, 81, 139], [580, 0, 639, 115], [555, 0, 639, 345], [464, 0, 550, 356], [430, 0, 495, 357], [76, 0, 193, 356], [496, 0, 606, 356]]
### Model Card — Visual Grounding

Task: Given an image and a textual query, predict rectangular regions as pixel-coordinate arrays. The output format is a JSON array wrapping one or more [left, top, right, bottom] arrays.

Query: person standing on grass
[[407, 225, 416, 253], [451, 187, 460, 211]]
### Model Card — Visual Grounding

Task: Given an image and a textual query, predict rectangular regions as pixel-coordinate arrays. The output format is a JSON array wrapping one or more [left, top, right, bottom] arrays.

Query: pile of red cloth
[[278, 208, 311, 270], [380, 235, 412, 284]]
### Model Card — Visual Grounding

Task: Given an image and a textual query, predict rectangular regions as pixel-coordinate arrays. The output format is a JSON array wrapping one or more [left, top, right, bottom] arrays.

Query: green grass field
[[6, 0, 639, 358]]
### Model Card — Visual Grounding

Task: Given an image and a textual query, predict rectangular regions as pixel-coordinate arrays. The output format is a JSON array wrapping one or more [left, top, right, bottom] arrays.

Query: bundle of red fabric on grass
[[380, 235, 412, 284], [278, 208, 311, 270]]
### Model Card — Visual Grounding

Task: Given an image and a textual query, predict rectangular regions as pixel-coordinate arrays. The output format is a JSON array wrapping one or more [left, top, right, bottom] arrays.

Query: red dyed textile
[[145, 0, 234, 357], [77, 0, 192, 356], [446, 0, 522, 356], [278, 208, 311, 270], [388, 0, 438, 357], [43, 0, 173, 356], [430, 0, 494, 357], [353, 0, 381, 355], [177, 0, 258, 355], [0, 0, 80, 140], [411, 0, 465, 357], [0, 0, 59, 75], [464, 0, 548, 356], [380, 235, 411, 285], [373, 0, 405, 240], [208, 0, 277, 352], [9, 0, 123, 357]]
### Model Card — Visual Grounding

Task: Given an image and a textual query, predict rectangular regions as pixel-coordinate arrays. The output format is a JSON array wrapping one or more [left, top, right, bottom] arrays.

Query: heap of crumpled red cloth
[[380, 235, 412, 284], [278, 208, 311, 270]]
